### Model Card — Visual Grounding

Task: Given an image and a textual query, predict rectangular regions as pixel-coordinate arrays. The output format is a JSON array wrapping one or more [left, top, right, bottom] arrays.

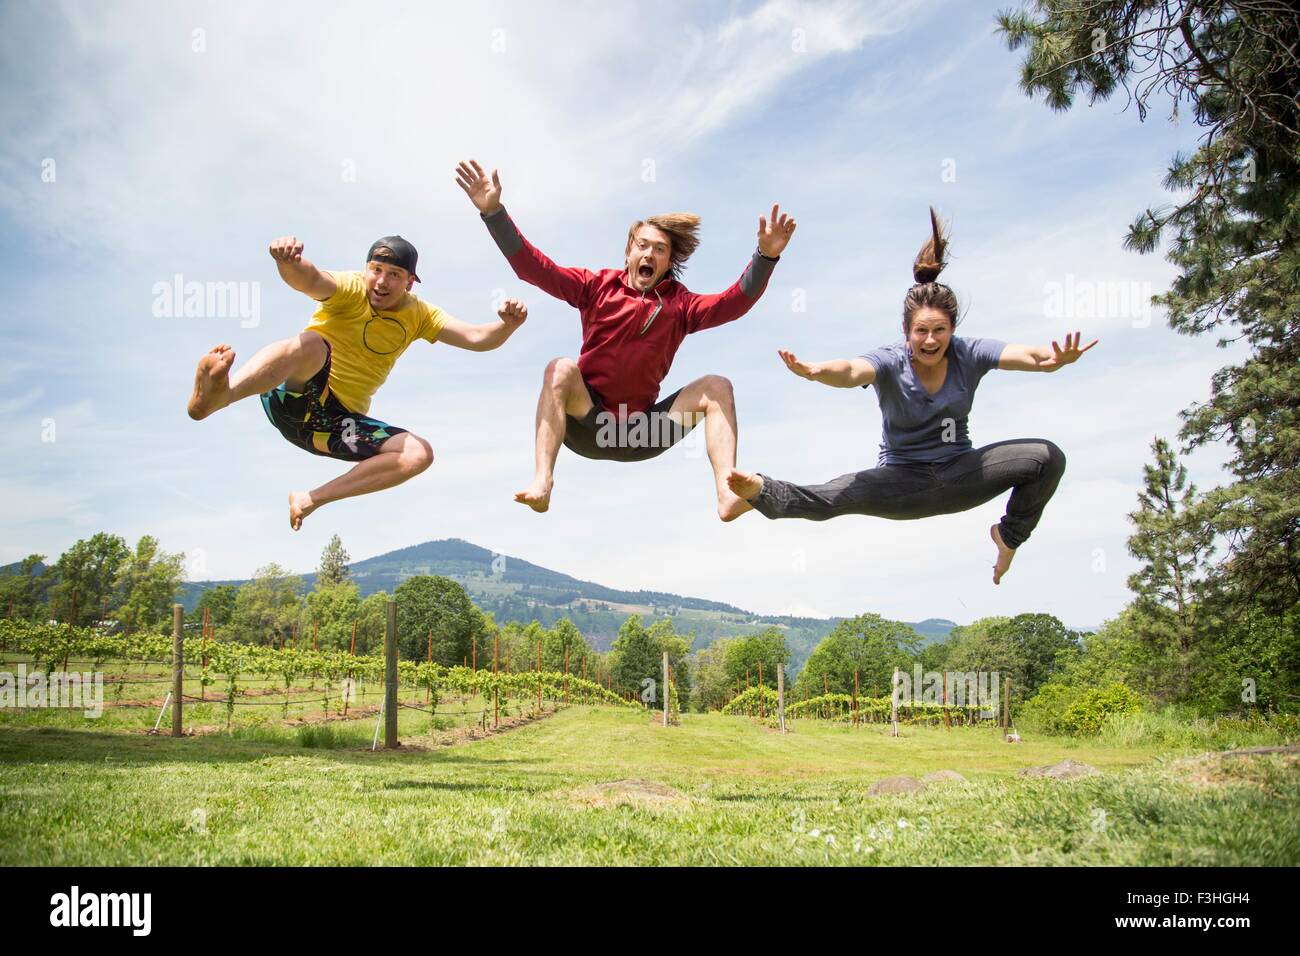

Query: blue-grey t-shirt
[[859, 336, 1006, 465]]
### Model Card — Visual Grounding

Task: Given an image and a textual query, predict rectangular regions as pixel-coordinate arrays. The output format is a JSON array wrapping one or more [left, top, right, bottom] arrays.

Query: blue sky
[[0, 0, 1240, 627]]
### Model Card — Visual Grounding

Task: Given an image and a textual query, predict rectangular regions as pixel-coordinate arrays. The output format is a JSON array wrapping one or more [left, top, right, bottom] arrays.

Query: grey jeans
[[751, 439, 1066, 549]]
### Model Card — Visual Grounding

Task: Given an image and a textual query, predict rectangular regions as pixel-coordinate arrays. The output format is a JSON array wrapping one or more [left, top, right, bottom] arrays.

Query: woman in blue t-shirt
[[728, 209, 1097, 585]]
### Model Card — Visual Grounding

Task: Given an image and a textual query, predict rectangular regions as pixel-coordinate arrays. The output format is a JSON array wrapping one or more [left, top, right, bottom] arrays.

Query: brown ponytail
[[903, 206, 959, 332]]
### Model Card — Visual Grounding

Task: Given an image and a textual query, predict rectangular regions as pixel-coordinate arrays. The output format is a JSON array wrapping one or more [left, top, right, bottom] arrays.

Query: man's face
[[624, 225, 671, 292], [364, 260, 414, 310]]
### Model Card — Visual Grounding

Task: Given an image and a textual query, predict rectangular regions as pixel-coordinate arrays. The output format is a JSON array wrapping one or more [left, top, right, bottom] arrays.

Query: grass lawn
[[1, 705, 1296, 865]]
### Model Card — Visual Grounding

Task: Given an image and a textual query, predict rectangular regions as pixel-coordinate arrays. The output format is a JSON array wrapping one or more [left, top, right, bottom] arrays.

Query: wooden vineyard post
[[777, 663, 786, 734], [64, 588, 77, 672], [493, 634, 500, 728], [350, 621, 357, 656], [171, 604, 184, 738], [758, 662, 764, 719], [662, 651, 669, 727], [890, 666, 900, 737], [853, 669, 859, 727], [426, 630, 433, 706], [198, 608, 209, 701], [943, 672, 951, 730], [384, 600, 397, 749], [1003, 678, 1013, 737]]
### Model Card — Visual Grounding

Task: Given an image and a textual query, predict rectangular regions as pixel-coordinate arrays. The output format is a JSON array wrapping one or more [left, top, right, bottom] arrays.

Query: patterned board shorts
[[260, 341, 406, 463]]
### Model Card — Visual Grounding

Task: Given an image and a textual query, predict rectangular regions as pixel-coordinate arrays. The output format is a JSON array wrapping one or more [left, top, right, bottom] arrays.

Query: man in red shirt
[[455, 159, 796, 520]]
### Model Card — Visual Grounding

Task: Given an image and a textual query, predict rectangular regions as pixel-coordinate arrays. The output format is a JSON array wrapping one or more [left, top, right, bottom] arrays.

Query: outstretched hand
[[777, 349, 818, 381], [758, 204, 797, 258], [1039, 331, 1098, 370], [455, 159, 502, 215]]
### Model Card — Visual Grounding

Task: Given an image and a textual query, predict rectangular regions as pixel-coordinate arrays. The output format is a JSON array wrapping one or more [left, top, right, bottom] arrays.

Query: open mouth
[[919, 345, 941, 356], [637, 263, 655, 280]]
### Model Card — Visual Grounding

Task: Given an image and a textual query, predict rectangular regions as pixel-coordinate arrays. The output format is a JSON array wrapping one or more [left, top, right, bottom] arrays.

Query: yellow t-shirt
[[303, 270, 449, 415]]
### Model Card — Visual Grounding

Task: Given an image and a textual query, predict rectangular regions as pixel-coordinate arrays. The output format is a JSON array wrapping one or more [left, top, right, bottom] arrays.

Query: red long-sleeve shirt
[[482, 206, 778, 415]]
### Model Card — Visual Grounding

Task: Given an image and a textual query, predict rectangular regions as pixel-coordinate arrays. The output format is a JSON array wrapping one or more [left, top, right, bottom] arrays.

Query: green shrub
[[1061, 683, 1143, 735], [296, 725, 340, 749], [1018, 682, 1081, 735]]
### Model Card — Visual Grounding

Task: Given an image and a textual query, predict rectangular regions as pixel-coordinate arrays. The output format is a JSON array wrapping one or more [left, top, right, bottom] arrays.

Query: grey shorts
[[563, 382, 700, 462]]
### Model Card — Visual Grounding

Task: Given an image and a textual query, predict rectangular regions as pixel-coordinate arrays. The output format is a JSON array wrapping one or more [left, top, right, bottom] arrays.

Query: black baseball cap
[[366, 235, 420, 282]]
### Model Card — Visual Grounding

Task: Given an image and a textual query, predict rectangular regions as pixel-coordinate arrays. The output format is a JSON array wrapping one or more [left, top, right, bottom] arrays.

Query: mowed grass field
[[2, 702, 1297, 866]]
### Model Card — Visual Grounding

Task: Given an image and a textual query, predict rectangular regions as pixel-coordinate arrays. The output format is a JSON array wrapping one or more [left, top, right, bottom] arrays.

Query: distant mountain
[[0, 560, 47, 575], [174, 538, 957, 672], [3, 548, 1099, 671]]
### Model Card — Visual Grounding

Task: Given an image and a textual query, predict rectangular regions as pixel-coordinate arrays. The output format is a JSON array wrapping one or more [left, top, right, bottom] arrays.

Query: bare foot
[[990, 524, 1016, 585], [513, 477, 553, 513], [289, 490, 316, 531], [187, 345, 235, 420], [726, 468, 764, 502], [718, 488, 752, 522]]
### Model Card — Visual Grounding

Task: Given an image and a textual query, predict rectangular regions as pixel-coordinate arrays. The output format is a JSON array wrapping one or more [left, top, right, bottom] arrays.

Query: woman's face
[[906, 307, 953, 368]]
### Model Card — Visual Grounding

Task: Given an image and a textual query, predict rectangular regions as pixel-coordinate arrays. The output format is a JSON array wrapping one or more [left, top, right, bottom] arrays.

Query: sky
[[0, 0, 1242, 628]]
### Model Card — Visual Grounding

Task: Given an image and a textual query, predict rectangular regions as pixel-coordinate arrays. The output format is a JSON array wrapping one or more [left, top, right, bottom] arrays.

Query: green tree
[[724, 628, 790, 692], [114, 536, 186, 633], [794, 614, 919, 699], [190, 584, 238, 634], [304, 581, 363, 651], [231, 564, 303, 646], [690, 637, 736, 712], [947, 613, 1080, 700], [393, 575, 489, 664], [48, 533, 130, 626], [316, 535, 351, 589], [998, 1, 1300, 611], [541, 618, 592, 675], [1006, 613, 1081, 695], [648, 617, 694, 709], [1126, 437, 1217, 697], [0, 554, 47, 622], [609, 616, 662, 701], [355, 591, 391, 656], [945, 617, 1025, 692], [498, 620, 539, 673]]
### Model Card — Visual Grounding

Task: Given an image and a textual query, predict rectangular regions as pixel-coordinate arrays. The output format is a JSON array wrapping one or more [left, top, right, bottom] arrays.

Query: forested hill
[[164, 537, 957, 662]]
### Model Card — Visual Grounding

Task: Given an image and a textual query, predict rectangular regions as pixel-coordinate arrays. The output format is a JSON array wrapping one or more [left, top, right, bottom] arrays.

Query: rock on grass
[[1018, 759, 1100, 780], [868, 775, 926, 796], [567, 778, 691, 810]]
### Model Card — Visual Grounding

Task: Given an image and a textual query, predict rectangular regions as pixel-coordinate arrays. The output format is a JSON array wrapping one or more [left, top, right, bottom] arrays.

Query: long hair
[[626, 213, 701, 281], [903, 206, 959, 332]]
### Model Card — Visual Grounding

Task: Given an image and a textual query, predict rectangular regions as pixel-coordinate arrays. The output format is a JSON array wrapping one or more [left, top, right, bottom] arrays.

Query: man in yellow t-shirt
[[187, 234, 527, 530]]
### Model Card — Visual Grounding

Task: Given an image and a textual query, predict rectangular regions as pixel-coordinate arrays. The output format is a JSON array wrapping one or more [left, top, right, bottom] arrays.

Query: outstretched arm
[[437, 298, 528, 352], [455, 159, 593, 309], [268, 236, 337, 301], [778, 350, 875, 388], [998, 331, 1098, 372], [684, 204, 796, 333]]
